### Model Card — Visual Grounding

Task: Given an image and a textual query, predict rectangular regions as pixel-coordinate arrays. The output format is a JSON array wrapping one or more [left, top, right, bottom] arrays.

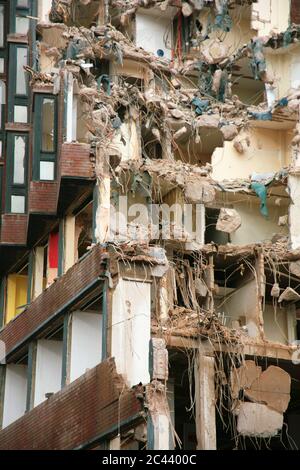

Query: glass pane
[[14, 105, 27, 123], [42, 98, 55, 152], [0, 6, 4, 48], [17, 0, 29, 6], [16, 47, 28, 95], [0, 140, 2, 157], [16, 16, 29, 35], [11, 195, 25, 213], [40, 161, 54, 181], [0, 58, 4, 73], [13, 135, 26, 184]]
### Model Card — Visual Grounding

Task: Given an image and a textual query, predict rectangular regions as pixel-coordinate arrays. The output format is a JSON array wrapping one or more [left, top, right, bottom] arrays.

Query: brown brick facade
[[0, 359, 143, 450], [0, 245, 106, 358], [0, 214, 28, 245], [291, 0, 300, 24], [29, 181, 59, 214], [61, 143, 94, 179]]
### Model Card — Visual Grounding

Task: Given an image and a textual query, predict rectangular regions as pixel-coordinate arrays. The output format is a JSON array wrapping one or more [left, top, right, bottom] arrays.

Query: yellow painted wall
[[212, 127, 291, 181], [266, 44, 300, 99], [252, 0, 290, 36], [6, 274, 28, 324]]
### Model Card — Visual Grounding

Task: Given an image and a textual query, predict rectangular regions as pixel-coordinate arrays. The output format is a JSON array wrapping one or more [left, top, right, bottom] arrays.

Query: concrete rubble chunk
[[220, 124, 238, 141], [185, 179, 215, 204], [216, 208, 241, 233], [245, 366, 291, 414], [237, 402, 284, 438], [230, 360, 262, 399], [278, 287, 300, 303]]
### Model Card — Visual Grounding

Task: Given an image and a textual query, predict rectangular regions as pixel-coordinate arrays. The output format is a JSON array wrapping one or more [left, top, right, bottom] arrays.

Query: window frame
[[5, 131, 29, 213], [7, 43, 29, 123], [33, 93, 58, 181]]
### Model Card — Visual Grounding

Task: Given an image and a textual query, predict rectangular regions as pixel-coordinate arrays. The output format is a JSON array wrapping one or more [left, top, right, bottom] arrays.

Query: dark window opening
[[205, 208, 230, 245]]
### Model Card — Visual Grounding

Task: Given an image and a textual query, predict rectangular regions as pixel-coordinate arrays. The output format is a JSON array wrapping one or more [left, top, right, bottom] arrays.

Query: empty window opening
[[205, 208, 230, 245], [169, 351, 196, 450], [174, 128, 224, 167]]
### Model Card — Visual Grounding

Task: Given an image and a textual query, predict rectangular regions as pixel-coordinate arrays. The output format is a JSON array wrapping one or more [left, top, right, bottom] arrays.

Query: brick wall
[[0, 214, 28, 245], [29, 181, 58, 214], [0, 245, 106, 358], [61, 143, 94, 179], [0, 359, 143, 450], [291, 0, 300, 24]]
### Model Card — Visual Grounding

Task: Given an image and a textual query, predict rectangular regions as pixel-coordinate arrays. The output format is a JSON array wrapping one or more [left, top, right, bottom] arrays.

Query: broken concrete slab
[[230, 360, 262, 400], [237, 402, 283, 438], [245, 365, 291, 414], [278, 287, 300, 303], [216, 208, 241, 233], [184, 179, 215, 204]]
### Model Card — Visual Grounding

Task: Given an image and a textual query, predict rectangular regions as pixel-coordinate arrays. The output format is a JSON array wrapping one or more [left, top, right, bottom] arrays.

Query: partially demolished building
[[0, 0, 300, 451]]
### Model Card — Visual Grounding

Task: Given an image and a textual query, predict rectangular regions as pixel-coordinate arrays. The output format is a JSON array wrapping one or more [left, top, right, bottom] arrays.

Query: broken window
[[33, 94, 57, 181], [5, 132, 28, 213], [8, 44, 28, 123]]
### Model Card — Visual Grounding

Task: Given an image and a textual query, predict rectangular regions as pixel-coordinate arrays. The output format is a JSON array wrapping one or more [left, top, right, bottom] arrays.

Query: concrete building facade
[[0, 0, 300, 450]]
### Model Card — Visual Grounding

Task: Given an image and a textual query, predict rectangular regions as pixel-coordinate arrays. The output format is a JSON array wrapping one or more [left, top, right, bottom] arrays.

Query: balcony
[[0, 359, 143, 450], [0, 244, 106, 360]]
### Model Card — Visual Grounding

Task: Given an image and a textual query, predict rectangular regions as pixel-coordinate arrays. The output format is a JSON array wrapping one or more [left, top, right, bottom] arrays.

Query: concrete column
[[64, 215, 76, 272], [33, 247, 45, 299], [194, 353, 216, 450]]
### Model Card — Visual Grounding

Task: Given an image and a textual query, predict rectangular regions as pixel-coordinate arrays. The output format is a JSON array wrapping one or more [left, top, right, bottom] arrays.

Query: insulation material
[[216, 208, 241, 233], [237, 403, 283, 438]]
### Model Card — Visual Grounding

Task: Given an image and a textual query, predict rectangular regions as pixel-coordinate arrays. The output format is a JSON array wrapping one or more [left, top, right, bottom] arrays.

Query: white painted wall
[[69, 311, 103, 383], [112, 279, 151, 387], [136, 10, 174, 60], [38, 0, 52, 22], [34, 339, 62, 407], [2, 364, 27, 428]]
